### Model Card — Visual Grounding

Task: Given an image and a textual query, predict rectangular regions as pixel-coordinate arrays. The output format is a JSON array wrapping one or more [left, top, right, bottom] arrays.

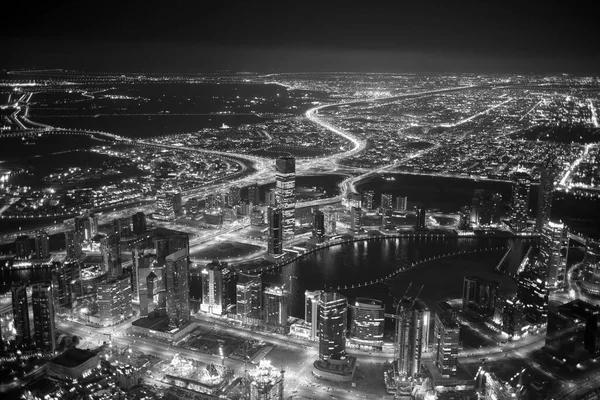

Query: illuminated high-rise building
[[540, 221, 567, 288], [201, 260, 234, 316], [31, 283, 56, 353], [265, 188, 277, 207], [415, 207, 426, 229], [248, 183, 260, 206], [263, 285, 289, 327], [395, 196, 408, 212], [275, 156, 295, 241], [462, 276, 498, 317], [536, 164, 554, 232], [501, 298, 525, 337], [33, 231, 50, 259], [52, 260, 79, 310], [322, 206, 336, 235], [312, 210, 325, 239], [268, 207, 283, 255], [350, 207, 362, 233], [245, 359, 285, 400], [381, 193, 393, 211], [236, 272, 262, 324], [510, 171, 531, 232], [382, 208, 394, 230], [65, 230, 82, 259], [394, 297, 429, 378], [318, 291, 347, 360], [581, 239, 600, 296], [97, 275, 133, 327], [228, 185, 241, 206], [15, 235, 31, 260], [155, 190, 178, 221], [305, 290, 322, 341], [362, 190, 375, 211], [100, 233, 122, 279], [166, 248, 190, 329], [11, 282, 31, 344], [433, 302, 460, 377], [517, 269, 548, 324], [349, 298, 384, 349]]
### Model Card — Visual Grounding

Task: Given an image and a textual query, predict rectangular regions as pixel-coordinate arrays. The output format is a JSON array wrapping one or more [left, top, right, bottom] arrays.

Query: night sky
[[2, 0, 598, 73]]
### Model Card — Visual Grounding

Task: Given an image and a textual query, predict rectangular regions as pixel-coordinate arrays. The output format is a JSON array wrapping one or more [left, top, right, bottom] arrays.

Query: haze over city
[[0, 2, 599, 400]]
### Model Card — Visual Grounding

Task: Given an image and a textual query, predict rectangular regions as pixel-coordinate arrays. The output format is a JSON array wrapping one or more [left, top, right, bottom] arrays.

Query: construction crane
[[411, 285, 425, 308]]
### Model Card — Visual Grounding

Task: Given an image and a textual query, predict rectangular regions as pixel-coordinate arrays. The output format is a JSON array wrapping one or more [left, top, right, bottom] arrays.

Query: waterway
[[261, 236, 533, 319]]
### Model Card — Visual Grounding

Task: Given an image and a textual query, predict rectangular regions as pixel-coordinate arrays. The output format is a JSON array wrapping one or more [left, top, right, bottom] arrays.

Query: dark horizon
[[2, 0, 599, 74]]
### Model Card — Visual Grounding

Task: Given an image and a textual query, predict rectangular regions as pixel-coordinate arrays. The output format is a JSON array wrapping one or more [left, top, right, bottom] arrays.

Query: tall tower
[[275, 156, 296, 241], [263, 285, 289, 327], [433, 302, 460, 377], [236, 272, 262, 324], [536, 165, 554, 232], [313, 210, 325, 239], [33, 231, 50, 259], [15, 235, 30, 260], [132, 212, 147, 235], [510, 170, 532, 232], [395, 297, 429, 378], [540, 221, 567, 288], [201, 260, 234, 315], [248, 183, 260, 206], [381, 193, 393, 210], [350, 298, 385, 349], [581, 239, 600, 296], [11, 282, 31, 344], [166, 248, 190, 329], [31, 283, 56, 353], [318, 291, 347, 360], [268, 207, 283, 255], [65, 230, 82, 259], [305, 290, 322, 341]]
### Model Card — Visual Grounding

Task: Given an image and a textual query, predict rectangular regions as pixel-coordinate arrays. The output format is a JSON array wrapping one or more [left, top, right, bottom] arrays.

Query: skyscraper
[[350, 207, 362, 233], [101, 233, 122, 279], [312, 210, 325, 239], [268, 207, 283, 255], [245, 359, 285, 400], [462, 276, 498, 317], [510, 170, 532, 232], [236, 272, 262, 324], [201, 260, 234, 315], [318, 291, 347, 360], [132, 212, 147, 235], [11, 282, 31, 344], [15, 235, 30, 260], [349, 298, 385, 349], [517, 269, 549, 324], [305, 290, 322, 341], [263, 285, 289, 327], [31, 283, 56, 353], [166, 248, 190, 329], [540, 221, 567, 288], [433, 302, 460, 377], [322, 206, 336, 235], [415, 207, 426, 230], [536, 164, 554, 232], [97, 275, 133, 327], [394, 297, 429, 378], [275, 156, 296, 241], [362, 190, 375, 211], [248, 183, 260, 206], [395, 196, 408, 212], [33, 231, 50, 259], [52, 260, 79, 310], [65, 230, 82, 259], [581, 239, 600, 296], [381, 193, 393, 210]]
